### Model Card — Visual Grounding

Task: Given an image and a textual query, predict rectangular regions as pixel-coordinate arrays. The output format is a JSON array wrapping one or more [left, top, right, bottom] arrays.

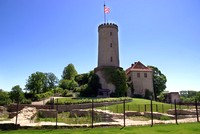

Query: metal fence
[[2, 99, 200, 129]]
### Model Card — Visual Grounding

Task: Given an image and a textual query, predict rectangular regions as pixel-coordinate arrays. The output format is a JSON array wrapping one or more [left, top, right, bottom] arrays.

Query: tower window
[[110, 32, 112, 36], [144, 73, 147, 78], [110, 43, 112, 47], [137, 73, 140, 78], [110, 57, 113, 62]]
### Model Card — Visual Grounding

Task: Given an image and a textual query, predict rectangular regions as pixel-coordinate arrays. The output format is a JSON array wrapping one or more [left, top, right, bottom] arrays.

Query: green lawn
[[98, 98, 188, 113], [47, 97, 131, 105], [37, 112, 102, 124], [0, 123, 200, 134]]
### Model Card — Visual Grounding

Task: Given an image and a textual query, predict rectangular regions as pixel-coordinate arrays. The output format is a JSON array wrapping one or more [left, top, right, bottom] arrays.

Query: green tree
[[9, 85, 25, 103], [59, 79, 78, 91], [104, 67, 128, 97], [0, 89, 11, 105], [25, 72, 47, 94], [25, 72, 58, 94], [148, 66, 167, 100], [195, 92, 200, 102], [62, 63, 78, 80], [80, 71, 101, 97], [158, 92, 165, 102], [45, 72, 59, 91], [75, 73, 89, 86]]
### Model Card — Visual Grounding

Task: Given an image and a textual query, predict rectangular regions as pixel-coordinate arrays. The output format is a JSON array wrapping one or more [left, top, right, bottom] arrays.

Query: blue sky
[[0, 0, 200, 92]]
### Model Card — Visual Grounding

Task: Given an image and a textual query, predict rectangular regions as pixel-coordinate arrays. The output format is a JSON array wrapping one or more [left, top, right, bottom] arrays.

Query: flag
[[104, 6, 110, 14]]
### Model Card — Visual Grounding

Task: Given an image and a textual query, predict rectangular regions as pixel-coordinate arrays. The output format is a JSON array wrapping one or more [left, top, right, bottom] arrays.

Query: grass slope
[[0, 123, 200, 134], [98, 98, 188, 113]]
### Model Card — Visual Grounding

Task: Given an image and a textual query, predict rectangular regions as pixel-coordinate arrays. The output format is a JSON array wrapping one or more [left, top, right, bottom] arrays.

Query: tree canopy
[[62, 63, 78, 80], [0, 89, 11, 105], [25, 72, 58, 94], [9, 85, 25, 103], [148, 66, 167, 100]]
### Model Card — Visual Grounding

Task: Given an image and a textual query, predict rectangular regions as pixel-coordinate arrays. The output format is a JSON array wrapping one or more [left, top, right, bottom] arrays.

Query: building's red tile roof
[[126, 61, 152, 75]]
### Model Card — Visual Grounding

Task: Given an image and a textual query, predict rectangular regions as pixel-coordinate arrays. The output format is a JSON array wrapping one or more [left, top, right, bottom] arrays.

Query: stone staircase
[[11, 107, 37, 125]]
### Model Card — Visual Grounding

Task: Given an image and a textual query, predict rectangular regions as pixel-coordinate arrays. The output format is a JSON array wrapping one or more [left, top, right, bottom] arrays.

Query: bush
[[46, 97, 132, 105], [61, 89, 73, 97], [35, 91, 53, 101], [159, 115, 171, 120], [103, 67, 127, 97], [144, 89, 153, 100], [0, 90, 11, 106], [21, 99, 32, 104]]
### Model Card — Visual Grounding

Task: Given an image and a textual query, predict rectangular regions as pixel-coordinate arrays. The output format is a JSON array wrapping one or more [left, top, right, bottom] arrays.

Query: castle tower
[[95, 23, 120, 96], [98, 23, 119, 67]]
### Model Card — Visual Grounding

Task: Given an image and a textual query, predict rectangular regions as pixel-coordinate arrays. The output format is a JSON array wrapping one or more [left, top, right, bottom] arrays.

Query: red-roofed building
[[126, 61, 154, 98]]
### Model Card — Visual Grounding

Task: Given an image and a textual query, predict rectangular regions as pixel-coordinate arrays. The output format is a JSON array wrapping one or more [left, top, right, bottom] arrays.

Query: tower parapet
[[98, 23, 118, 31], [97, 23, 119, 67]]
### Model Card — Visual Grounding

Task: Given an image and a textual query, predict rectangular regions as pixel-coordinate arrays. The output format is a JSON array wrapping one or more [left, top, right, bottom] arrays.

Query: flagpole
[[104, 2, 106, 23]]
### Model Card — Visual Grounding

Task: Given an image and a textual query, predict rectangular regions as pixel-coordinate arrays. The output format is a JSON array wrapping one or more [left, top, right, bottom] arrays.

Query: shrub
[[0, 90, 11, 106], [159, 115, 171, 120], [103, 67, 128, 97], [35, 91, 53, 101], [21, 99, 32, 104], [144, 89, 153, 100]]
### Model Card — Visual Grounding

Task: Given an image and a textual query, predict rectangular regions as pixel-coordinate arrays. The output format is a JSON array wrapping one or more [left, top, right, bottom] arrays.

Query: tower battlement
[[98, 23, 118, 31]]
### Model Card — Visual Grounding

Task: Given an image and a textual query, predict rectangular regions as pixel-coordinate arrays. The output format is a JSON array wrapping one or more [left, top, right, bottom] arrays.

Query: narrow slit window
[[110, 32, 112, 36], [110, 43, 112, 47], [110, 57, 113, 62], [144, 73, 147, 78], [137, 73, 140, 78]]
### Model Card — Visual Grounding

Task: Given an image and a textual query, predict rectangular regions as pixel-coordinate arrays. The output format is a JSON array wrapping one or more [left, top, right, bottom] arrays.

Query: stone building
[[165, 92, 180, 103], [94, 23, 120, 97], [126, 61, 154, 97]]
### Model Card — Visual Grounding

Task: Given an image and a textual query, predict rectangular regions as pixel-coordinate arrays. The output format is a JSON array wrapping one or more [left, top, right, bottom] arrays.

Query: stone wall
[[167, 109, 199, 115], [38, 109, 57, 118], [7, 100, 130, 113], [7, 104, 52, 112]]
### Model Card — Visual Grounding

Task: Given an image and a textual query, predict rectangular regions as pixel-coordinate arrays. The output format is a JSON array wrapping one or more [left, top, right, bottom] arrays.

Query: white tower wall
[[98, 23, 119, 67]]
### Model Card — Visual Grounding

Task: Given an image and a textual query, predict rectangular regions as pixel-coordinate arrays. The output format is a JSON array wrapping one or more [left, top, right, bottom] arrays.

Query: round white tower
[[95, 23, 120, 97], [98, 23, 119, 67]]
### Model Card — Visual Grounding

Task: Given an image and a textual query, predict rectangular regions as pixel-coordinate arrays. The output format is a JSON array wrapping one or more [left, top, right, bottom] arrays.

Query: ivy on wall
[[103, 67, 128, 97]]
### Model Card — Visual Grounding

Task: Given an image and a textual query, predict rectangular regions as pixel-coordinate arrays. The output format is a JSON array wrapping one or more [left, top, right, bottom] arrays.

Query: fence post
[[56, 99, 58, 129], [138, 105, 140, 112], [156, 104, 158, 112], [15, 97, 19, 125], [195, 99, 199, 122], [162, 104, 164, 113], [144, 104, 146, 112], [116, 104, 118, 113], [92, 99, 94, 128], [123, 100, 125, 127], [174, 99, 178, 125], [51, 98, 55, 109], [150, 98, 153, 127]]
